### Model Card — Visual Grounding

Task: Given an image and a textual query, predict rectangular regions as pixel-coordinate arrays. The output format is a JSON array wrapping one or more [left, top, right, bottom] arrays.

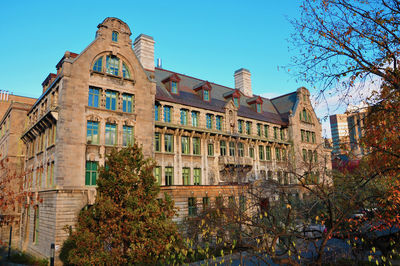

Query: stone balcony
[[218, 155, 253, 166]]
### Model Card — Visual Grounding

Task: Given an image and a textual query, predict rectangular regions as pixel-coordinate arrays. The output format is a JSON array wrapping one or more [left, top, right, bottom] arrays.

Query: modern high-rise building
[[0, 18, 331, 261]]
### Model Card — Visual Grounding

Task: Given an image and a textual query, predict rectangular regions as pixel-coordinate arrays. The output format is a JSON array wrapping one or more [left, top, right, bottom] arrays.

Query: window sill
[[90, 70, 135, 84]]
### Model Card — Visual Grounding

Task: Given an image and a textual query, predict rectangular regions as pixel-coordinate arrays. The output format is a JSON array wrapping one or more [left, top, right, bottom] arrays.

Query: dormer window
[[203, 90, 210, 101], [162, 73, 181, 95], [233, 97, 239, 107], [112, 31, 119, 42], [193, 81, 212, 102], [246, 96, 263, 113], [171, 82, 178, 94]]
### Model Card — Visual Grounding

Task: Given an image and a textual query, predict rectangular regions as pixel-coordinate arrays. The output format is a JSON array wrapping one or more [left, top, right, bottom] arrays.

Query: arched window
[[93, 57, 103, 72], [122, 62, 130, 78], [106, 55, 120, 76]]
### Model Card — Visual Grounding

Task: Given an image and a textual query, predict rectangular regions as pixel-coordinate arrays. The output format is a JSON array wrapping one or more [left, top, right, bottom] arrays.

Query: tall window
[[122, 94, 134, 113], [233, 97, 239, 107], [203, 197, 210, 210], [274, 127, 278, 139], [206, 114, 213, 129], [188, 197, 197, 216], [163, 106, 171, 122], [249, 147, 254, 158], [33, 206, 39, 243], [93, 57, 103, 72], [216, 116, 222, 130], [280, 128, 285, 140], [154, 166, 161, 185], [266, 146, 271, 160], [86, 121, 99, 144], [181, 136, 189, 154], [308, 150, 313, 163], [282, 149, 287, 161], [154, 132, 161, 152], [182, 167, 190, 185], [240, 195, 246, 212], [238, 120, 243, 134], [122, 63, 130, 78], [155, 104, 160, 121], [301, 130, 305, 142], [275, 148, 281, 161], [105, 123, 117, 145], [208, 143, 214, 156], [256, 103, 261, 113], [194, 168, 201, 185], [264, 125, 269, 138], [112, 31, 119, 42], [171, 81, 178, 94], [180, 109, 188, 125], [193, 137, 200, 155], [220, 140, 226, 156], [229, 142, 236, 156], [106, 55, 119, 76], [105, 91, 118, 110], [191, 111, 199, 127], [257, 124, 261, 136], [165, 167, 173, 186], [203, 90, 210, 101], [164, 134, 173, 153], [259, 145, 265, 160], [246, 121, 252, 135], [238, 143, 244, 157], [302, 149, 307, 161], [314, 151, 318, 163], [85, 161, 98, 186], [312, 132, 316, 143], [123, 126, 134, 146], [306, 131, 310, 142], [88, 87, 100, 107]]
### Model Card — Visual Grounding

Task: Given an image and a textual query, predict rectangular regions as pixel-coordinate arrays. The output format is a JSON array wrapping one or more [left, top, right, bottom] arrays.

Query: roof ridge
[[270, 91, 297, 100]]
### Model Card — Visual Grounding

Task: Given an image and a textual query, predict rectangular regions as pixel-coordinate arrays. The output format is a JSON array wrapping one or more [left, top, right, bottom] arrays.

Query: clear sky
[[0, 0, 339, 136]]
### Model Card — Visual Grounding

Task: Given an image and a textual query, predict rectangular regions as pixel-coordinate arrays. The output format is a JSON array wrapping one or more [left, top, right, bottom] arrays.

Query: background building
[[0, 18, 331, 260]]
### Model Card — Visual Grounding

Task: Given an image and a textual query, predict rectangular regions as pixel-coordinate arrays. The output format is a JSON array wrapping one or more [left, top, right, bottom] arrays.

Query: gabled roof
[[152, 68, 297, 126]]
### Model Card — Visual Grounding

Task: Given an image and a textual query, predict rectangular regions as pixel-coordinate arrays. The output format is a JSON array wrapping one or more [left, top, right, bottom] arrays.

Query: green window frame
[[257, 124, 261, 136], [314, 151, 318, 163], [194, 168, 201, 185], [122, 63, 130, 78], [171, 81, 178, 94], [154, 166, 161, 185], [188, 197, 197, 216], [302, 149, 307, 161], [238, 143, 244, 157], [206, 114, 213, 129], [275, 148, 281, 161], [193, 137, 200, 155], [105, 91, 118, 110], [238, 120, 243, 134], [264, 125, 269, 138], [208, 143, 214, 156], [203, 90, 210, 101], [256, 103, 261, 113], [246, 121, 251, 135], [306, 131, 310, 142], [86, 121, 99, 144], [282, 149, 287, 161], [88, 87, 100, 107], [220, 140, 226, 156], [280, 128, 284, 140], [163, 106, 171, 122], [122, 125, 134, 147], [92, 57, 103, 72], [274, 127, 278, 139], [181, 136, 189, 154], [216, 116, 222, 130], [165, 167, 173, 186], [85, 161, 98, 186], [203, 197, 210, 210], [155, 132, 161, 152], [239, 196, 246, 212], [180, 109, 188, 125], [155, 105, 160, 121], [229, 141, 235, 156], [105, 123, 117, 145], [164, 134, 174, 153], [191, 111, 199, 127], [106, 55, 119, 76], [249, 147, 254, 158], [312, 132, 316, 143], [259, 145, 265, 160], [301, 129, 305, 142], [266, 146, 271, 160], [308, 150, 313, 163], [182, 167, 190, 185], [122, 94, 134, 113], [233, 97, 239, 107]]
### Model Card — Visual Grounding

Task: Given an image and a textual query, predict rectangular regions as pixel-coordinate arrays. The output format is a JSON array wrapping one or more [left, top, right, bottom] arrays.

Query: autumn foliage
[[60, 144, 183, 265]]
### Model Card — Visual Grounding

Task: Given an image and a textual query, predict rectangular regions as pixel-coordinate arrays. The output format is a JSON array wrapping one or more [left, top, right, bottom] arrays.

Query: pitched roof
[[152, 68, 298, 126]]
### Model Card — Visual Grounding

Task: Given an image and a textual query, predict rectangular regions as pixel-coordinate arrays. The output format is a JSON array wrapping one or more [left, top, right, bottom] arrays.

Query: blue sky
[[0, 0, 341, 136]]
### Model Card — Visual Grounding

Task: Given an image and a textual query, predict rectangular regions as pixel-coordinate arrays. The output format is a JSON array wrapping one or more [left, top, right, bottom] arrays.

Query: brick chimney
[[134, 34, 155, 71], [234, 68, 252, 97]]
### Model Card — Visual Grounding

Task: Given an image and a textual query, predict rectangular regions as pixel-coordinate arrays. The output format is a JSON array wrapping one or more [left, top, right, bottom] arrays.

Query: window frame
[[86, 121, 99, 144], [105, 123, 117, 146]]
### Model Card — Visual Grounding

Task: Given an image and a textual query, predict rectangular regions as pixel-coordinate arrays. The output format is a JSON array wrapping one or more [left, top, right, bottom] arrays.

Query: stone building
[[1, 17, 330, 260]]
